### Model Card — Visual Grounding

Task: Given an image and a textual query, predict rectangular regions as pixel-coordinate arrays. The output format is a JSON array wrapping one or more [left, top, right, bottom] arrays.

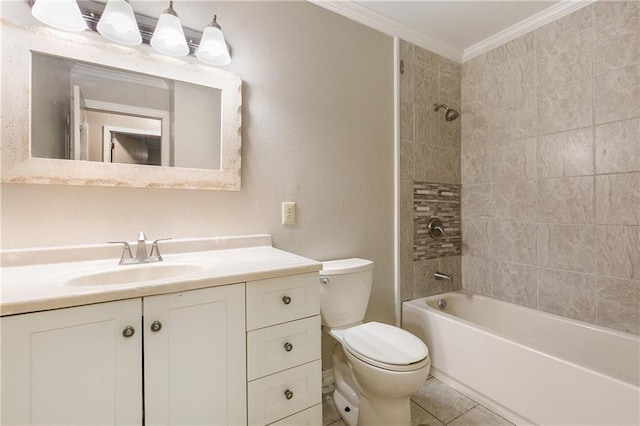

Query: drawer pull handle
[[122, 326, 135, 338], [282, 296, 292, 305], [284, 389, 294, 400], [284, 342, 293, 352], [150, 321, 163, 332], [320, 276, 330, 284]]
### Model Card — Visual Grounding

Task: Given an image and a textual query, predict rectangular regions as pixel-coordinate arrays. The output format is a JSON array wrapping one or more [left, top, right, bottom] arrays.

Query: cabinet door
[[143, 284, 246, 426], [1, 299, 142, 425]]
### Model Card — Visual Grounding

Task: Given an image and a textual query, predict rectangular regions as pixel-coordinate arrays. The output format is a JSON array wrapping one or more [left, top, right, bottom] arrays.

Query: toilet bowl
[[320, 259, 431, 426]]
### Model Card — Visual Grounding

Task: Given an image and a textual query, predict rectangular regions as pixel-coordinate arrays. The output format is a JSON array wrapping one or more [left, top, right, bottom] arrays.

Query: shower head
[[434, 103, 459, 121]]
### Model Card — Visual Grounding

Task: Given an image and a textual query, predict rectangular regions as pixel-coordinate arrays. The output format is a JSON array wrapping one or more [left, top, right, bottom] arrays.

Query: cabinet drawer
[[268, 404, 322, 426], [247, 316, 321, 380], [246, 273, 319, 330], [248, 360, 321, 425]]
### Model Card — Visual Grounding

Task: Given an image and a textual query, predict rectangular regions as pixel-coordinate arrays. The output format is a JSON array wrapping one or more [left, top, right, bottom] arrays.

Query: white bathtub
[[402, 291, 640, 425]]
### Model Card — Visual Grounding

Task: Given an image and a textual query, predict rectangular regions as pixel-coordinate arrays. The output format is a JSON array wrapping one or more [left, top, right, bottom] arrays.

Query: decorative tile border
[[414, 182, 461, 260]]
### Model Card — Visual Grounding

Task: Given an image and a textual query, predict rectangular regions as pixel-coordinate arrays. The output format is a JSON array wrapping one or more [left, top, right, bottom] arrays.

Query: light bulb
[[31, 0, 87, 32], [196, 16, 231, 66], [97, 0, 141, 46], [150, 2, 189, 57]]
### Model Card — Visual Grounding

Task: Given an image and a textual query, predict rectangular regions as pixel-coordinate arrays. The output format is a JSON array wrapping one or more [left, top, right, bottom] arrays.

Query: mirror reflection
[[31, 53, 222, 170]]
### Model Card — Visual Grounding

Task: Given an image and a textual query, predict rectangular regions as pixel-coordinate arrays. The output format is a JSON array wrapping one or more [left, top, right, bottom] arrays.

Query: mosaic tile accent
[[414, 182, 461, 260]]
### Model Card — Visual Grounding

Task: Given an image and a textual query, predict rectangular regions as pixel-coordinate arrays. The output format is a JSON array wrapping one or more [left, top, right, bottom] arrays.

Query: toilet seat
[[342, 322, 430, 372]]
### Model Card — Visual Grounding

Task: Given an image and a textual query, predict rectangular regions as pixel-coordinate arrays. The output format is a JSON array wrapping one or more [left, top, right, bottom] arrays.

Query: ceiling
[[313, 0, 591, 62]]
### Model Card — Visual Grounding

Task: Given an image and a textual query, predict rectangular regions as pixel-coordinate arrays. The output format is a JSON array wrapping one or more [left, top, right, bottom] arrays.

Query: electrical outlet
[[282, 202, 296, 225]]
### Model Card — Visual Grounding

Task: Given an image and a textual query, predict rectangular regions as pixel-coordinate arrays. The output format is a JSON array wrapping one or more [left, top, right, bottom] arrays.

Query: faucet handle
[[108, 241, 134, 265], [149, 237, 172, 261]]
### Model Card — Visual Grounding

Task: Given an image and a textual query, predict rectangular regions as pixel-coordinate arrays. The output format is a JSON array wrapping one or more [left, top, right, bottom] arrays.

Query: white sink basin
[[66, 263, 208, 286]]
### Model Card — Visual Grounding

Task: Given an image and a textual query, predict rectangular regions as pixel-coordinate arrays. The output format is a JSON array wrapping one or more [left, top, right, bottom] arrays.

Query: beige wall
[[398, 40, 462, 302], [461, 2, 639, 334], [0, 0, 395, 369]]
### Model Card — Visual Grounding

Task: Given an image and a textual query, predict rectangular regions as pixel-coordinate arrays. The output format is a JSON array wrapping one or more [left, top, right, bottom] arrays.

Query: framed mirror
[[1, 5, 241, 190]]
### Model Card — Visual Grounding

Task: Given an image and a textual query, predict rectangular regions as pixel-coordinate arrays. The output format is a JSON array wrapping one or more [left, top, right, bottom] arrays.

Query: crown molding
[[309, 0, 463, 63], [310, 0, 595, 65], [462, 0, 594, 62]]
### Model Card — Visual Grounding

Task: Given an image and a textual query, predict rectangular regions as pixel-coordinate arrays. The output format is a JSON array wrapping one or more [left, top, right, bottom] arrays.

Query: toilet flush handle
[[320, 276, 330, 285]]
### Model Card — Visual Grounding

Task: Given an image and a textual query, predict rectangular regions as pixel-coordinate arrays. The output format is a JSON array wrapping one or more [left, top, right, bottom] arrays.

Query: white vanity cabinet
[[1, 284, 247, 426], [1, 299, 143, 425], [246, 272, 322, 425]]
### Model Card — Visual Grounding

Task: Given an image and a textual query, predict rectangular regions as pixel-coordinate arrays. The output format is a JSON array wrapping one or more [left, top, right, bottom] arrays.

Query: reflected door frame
[[84, 99, 170, 166], [102, 125, 162, 165]]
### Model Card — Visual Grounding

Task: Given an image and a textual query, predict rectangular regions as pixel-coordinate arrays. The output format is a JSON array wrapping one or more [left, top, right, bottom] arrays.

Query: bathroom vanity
[[0, 235, 322, 425]]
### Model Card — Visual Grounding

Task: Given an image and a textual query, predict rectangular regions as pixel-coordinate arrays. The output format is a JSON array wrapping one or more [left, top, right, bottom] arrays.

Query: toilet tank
[[319, 258, 374, 328]]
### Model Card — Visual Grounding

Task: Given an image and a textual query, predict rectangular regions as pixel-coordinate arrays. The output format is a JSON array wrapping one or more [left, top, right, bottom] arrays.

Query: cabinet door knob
[[284, 342, 293, 352], [284, 389, 294, 400], [122, 326, 135, 338], [150, 320, 163, 332], [282, 296, 292, 305]]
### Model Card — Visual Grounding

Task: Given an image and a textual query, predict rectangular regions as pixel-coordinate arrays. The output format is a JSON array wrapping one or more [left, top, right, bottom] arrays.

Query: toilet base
[[333, 388, 359, 426]]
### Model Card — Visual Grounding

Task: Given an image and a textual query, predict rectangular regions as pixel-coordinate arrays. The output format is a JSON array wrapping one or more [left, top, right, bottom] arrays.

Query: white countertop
[[1, 235, 322, 316]]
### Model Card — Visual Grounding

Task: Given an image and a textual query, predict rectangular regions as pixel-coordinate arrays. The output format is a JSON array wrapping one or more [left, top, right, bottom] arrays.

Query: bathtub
[[402, 291, 639, 425]]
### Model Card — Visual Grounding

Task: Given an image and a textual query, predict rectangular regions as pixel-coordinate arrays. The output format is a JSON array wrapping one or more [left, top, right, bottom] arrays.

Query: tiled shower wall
[[461, 2, 639, 334], [399, 41, 462, 301]]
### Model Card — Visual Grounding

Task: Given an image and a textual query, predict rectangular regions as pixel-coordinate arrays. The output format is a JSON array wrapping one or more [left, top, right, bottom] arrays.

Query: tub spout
[[434, 272, 451, 281]]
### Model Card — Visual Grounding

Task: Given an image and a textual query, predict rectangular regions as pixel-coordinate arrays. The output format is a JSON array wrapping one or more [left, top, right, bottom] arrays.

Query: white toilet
[[320, 258, 431, 426]]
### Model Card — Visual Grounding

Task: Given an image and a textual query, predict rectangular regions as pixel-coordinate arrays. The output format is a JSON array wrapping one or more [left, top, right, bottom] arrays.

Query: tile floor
[[322, 377, 514, 426]]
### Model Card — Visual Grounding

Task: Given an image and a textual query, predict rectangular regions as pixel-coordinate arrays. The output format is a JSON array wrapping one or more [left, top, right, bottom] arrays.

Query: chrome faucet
[[109, 232, 171, 265]]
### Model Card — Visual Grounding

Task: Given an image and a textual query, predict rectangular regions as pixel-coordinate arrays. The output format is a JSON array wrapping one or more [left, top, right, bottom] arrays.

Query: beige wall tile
[[492, 261, 537, 307], [400, 239, 415, 302], [415, 103, 438, 145], [595, 118, 640, 174], [461, 184, 492, 220], [439, 72, 461, 108], [414, 258, 445, 298], [415, 65, 438, 107], [439, 57, 462, 79], [429, 147, 461, 184], [462, 144, 491, 185], [596, 225, 640, 280], [537, 29, 593, 90], [595, 276, 640, 334], [493, 181, 538, 223], [595, 64, 640, 124], [461, 221, 492, 257], [538, 224, 596, 273], [538, 268, 596, 322], [492, 137, 537, 182], [538, 78, 593, 135], [400, 100, 414, 141], [490, 95, 537, 142], [595, 173, 640, 225], [537, 128, 593, 178], [414, 143, 431, 182], [462, 255, 493, 294], [415, 45, 440, 70], [537, 176, 594, 224], [399, 39, 413, 62], [439, 256, 462, 291], [461, 56, 491, 103], [492, 222, 537, 264], [400, 140, 415, 182], [488, 32, 535, 65], [491, 54, 536, 105], [594, 1, 640, 74], [461, 101, 490, 149], [535, 4, 593, 47], [400, 60, 414, 102], [439, 115, 461, 150]]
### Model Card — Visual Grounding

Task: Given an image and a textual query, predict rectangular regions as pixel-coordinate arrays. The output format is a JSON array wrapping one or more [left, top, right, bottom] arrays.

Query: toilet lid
[[342, 322, 428, 366]]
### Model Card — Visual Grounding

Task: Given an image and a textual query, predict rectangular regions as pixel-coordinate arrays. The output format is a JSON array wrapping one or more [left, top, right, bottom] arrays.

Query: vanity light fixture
[[150, 1, 189, 57], [29, 0, 232, 66], [196, 15, 231, 66], [31, 0, 87, 32], [97, 0, 142, 46]]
